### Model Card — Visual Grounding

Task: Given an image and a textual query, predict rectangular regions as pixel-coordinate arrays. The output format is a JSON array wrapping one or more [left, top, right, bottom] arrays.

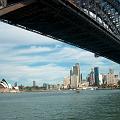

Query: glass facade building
[[94, 67, 99, 86]]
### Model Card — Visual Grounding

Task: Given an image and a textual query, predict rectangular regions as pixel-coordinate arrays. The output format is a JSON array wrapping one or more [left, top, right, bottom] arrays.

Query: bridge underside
[[0, 0, 120, 63]]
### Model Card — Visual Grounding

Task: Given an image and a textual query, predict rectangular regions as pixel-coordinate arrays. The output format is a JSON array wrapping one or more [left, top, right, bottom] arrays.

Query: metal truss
[[0, 0, 120, 37], [68, 0, 120, 37]]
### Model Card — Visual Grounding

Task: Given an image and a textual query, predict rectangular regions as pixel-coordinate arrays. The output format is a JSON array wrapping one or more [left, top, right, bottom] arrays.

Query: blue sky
[[0, 22, 120, 86]]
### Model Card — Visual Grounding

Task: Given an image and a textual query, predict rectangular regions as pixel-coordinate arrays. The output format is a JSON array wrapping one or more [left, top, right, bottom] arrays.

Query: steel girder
[[68, 0, 120, 37]]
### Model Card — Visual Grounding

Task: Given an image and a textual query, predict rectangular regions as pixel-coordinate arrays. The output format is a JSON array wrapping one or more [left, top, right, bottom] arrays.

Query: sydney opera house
[[0, 79, 19, 93]]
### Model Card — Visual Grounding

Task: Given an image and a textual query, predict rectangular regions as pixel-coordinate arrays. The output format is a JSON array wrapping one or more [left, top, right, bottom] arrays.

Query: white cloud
[[0, 63, 69, 86], [0, 43, 118, 69], [15, 46, 53, 55], [0, 22, 120, 86]]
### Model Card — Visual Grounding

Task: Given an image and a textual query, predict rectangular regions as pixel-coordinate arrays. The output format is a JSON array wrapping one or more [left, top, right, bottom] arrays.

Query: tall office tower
[[81, 73, 82, 82], [33, 81, 36, 87], [89, 68, 95, 85], [94, 67, 99, 86], [99, 74, 103, 85], [75, 63, 81, 84], [70, 69, 73, 84], [71, 74, 78, 88], [87, 74, 90, 85], [73, 65, 78, 75], [70, 63, 81, 88]]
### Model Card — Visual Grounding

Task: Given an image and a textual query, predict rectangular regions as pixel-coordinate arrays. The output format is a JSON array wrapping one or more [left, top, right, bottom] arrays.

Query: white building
[[63, 76, 70, 89], [0, 79, 19, 93], [99, 74, 103, 85], [107, 69, 118, 86], [0, 79, 9, 92]]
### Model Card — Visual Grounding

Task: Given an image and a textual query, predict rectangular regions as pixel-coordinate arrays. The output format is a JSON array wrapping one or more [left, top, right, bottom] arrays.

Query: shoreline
[[1, 88, 120, 94]]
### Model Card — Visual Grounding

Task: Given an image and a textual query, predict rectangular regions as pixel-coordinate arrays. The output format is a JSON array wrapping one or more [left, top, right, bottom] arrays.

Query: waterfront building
[[89, 68, 95, 85], [70, 69, 72, 84], [107, 73, 114, 86], [0, 79, 9, 92], [70, 63, 81, 89], [75, 63, 81, 84], [43, 83, 62, 90], [81, 81, 89, 88], [114, 75, 119, 85], [12, 86, 19, 92], [81, 73, 83, 82], [33, 81, 36, 87], [99, 74, 103, 85], [0, 79, 16, 93], [0, 79, 20, 93], [43, 83, 49, 90], [71, 74, 78, 88], [63, 76, 70, 89], [57, 84, 61, 90], [107, 69, 118, 86], [48, 85, 52, 90], [51, 85, 56, 90], [87, 74, 91, 85], [102, 74, 107, 85], [94, 67, 99, 86]]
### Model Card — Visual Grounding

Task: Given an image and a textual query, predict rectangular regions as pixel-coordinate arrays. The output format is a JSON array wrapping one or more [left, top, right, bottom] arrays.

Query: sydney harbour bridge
[[0, 0, 120, 63]]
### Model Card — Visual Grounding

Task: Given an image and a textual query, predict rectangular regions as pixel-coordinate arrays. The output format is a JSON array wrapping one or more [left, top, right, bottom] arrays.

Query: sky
[[0, 22, 120, 86]]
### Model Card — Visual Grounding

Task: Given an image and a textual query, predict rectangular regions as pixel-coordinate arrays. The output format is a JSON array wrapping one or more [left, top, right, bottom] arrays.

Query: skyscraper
[[70, 69, 72, 84], [70, 63, 81, 88], [33, 81, 36, 87], [81, 73, 82, 82], [71, 74, 78, 88], [89, 68, 95, 85], [94, 67, 99, 86], [75, 63, 81, 84]]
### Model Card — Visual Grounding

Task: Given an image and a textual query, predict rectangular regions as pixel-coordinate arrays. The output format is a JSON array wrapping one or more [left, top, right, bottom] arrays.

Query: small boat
[[90, 88, 94, 90]]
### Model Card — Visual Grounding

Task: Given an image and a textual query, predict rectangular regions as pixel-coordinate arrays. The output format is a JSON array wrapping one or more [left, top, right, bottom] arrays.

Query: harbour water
[[0, 90, 120, 120]]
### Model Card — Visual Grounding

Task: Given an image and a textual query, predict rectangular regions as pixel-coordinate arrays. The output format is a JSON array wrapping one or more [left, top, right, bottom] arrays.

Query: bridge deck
[[0, 0, 120, 63], [0, 0, 35, 16]]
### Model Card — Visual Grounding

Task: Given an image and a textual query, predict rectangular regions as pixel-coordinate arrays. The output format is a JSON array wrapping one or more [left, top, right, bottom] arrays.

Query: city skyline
[[0, 22, 120, 86]]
